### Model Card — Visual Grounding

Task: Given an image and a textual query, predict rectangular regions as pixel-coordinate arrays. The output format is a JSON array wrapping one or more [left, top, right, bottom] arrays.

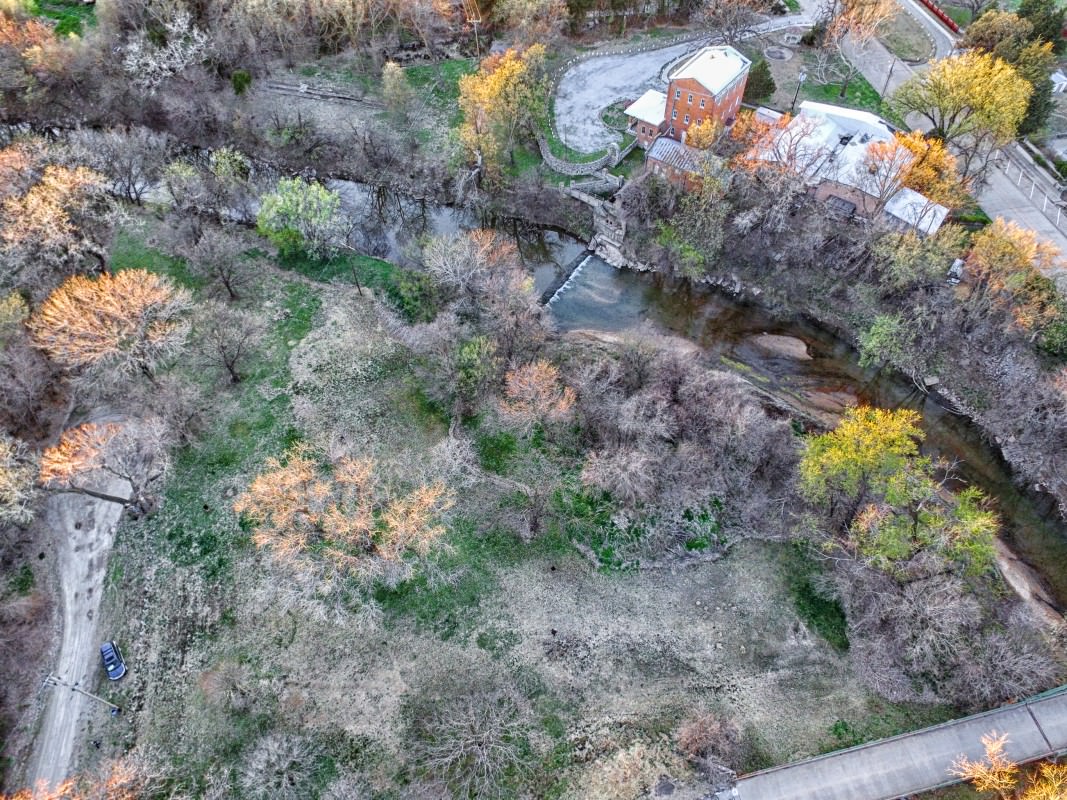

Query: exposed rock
[[750, 333, 812, 360]]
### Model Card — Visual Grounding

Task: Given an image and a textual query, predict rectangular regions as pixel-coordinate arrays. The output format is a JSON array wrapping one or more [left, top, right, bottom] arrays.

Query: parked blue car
[[100, 641, 126, 681]]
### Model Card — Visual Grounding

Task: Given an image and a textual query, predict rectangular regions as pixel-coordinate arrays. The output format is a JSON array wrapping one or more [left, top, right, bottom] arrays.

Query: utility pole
[[463, 0, 483, 59], [43, 673, 122, 716], [462, 0, 480, 57]]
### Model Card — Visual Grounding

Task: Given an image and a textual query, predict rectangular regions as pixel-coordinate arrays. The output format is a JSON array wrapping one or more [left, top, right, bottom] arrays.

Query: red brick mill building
[[624, 45, 751, 149], [622, 45, 750, 189]]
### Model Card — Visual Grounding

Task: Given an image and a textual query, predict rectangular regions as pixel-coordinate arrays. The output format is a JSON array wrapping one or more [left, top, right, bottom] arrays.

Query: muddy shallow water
[[549, 255, 1067, 608]]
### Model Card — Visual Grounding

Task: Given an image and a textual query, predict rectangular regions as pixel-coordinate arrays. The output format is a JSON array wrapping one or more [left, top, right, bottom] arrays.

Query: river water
[[327, 180, 1067, 607]]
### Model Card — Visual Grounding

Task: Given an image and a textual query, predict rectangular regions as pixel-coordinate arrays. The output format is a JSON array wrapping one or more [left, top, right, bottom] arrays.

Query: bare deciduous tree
[[0, 433, 36, 526], [196, 302, 267, 384], [409, 685, 529, 799], [39, 418, 172, 516]]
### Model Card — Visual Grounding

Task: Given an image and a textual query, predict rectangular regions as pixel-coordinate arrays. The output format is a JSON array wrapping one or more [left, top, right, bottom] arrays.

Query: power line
[[43, 673, 122, 716]]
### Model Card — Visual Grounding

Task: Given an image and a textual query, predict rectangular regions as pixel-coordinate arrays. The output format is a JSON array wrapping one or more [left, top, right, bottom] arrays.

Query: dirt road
[[25, 477, 128, 788]]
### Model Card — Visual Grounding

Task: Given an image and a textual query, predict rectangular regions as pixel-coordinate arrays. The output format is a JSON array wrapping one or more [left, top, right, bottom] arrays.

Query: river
[[328, 180, 1067, 609]]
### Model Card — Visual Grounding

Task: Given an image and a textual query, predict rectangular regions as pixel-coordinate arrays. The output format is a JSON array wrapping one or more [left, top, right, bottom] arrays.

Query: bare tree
[[239, 734, 321, 800], [69, 127, 172, 205], [0, 433, 37, 526], [0, 292, 63, 434], [39, 418, 173, 516], [196, 302, 267, 384], [700, 0, 770, 46], [409, 685, 529, 799], [184, 226, 255, 301]]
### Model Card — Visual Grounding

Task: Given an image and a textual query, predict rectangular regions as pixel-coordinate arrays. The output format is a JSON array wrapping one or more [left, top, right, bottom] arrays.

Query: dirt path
[[25, 477, 128, 788]]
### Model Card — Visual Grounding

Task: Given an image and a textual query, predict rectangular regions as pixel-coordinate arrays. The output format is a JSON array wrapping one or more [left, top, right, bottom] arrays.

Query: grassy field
[[877, 10, 935, 63], [91, 218, 970, 798], [405, 58, 476, 128]]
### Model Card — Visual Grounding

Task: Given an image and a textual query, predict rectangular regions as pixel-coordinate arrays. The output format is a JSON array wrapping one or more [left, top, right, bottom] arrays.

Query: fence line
[[994, 150, 1067, 233]]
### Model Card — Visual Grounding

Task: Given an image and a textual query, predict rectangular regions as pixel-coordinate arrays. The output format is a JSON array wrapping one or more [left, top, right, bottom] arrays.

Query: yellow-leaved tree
[[685, 118, 723, 150], [891, 52, 1031, 177], [963, 218, 1063, 336], [800, 407, 998, 574], [459, 45, 547, 180]]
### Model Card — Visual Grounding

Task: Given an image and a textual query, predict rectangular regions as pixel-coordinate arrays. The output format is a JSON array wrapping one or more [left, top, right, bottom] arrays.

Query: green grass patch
[[600, 103, 629, 131], [552, 486, 643, 571], [608, 147, 646, 180], [377, 522, 538, 639], [876, 11, 935, 63], [277, 251, 440, 323], [115, 231, 320, 581], [804, 76, 883, 116], [475, 430, 519, 474], [784, 0, 801, 9], [822, 699, 958, 752], [780, 543, 849, 652], [111, 230, 205, 290], [7, 564, 34, 596], [295, 63, 376, 94], [27, 0, 96, 36], [405, 58, 476, 127], [942, 4, 972, 26]]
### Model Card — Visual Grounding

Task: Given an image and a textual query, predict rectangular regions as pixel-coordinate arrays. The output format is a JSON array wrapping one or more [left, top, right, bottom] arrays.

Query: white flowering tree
[[122, 10, 209, 93]]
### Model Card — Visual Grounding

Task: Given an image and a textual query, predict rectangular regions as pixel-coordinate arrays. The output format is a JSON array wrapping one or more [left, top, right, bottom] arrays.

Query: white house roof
[[624, 89, 668, 126], [884, 188, 950, 236], [796, 100, 896, 141], [669, 46, 751, 96], [762, 101, 947, 234]]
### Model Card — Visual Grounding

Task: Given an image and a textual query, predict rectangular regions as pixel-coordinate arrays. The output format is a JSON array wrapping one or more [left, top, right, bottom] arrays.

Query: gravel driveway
[[553, 40, 709, 153], [553, 16, 812, 154]]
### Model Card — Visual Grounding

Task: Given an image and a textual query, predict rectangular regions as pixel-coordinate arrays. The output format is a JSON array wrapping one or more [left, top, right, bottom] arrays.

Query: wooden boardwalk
[[725, 687, 1067, 800]]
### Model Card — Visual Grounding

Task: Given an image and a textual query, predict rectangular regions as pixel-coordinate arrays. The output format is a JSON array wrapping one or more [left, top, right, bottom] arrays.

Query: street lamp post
[[791, 71, 808, 113], [881, 58, 896, 102]]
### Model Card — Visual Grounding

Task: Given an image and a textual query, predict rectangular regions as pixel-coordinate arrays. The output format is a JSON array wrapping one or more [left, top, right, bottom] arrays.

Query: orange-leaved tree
[[500, 359, 575, 430], [28, 269, 191, 381], [950, 732, 1067, 799], [0, 157, 111, 294], [234, 445, 453, 578], [950, 731, 1019, 799], [1, 749, 163, 799]]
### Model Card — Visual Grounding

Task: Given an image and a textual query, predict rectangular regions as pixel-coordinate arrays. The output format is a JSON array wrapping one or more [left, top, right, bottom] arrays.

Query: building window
[[688, 93, 693, 104], [675, 88, 681, 99], [684, 114, 690, 124], [640, 125, 646, 134], [696, 119, 702, 126], [672, 109, 677, 120], [700, 98, 705, 109]]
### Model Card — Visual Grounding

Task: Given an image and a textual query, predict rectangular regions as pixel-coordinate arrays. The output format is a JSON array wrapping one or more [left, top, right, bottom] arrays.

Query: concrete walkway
[[729, 687, 1067, 800]]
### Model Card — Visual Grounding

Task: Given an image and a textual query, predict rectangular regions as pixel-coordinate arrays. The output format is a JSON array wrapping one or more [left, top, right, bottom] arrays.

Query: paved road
[[729, 687, 1067, 800], [844, 0, 1067, 257]]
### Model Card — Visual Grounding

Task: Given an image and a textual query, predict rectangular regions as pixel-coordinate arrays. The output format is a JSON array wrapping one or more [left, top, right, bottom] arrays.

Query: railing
[[914, 0, 960, 33], [993, 146, 1067, 234]]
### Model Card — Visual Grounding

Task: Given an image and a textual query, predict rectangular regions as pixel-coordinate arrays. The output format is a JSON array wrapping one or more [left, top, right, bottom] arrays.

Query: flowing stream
[[327, 181, 1067, 609]]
